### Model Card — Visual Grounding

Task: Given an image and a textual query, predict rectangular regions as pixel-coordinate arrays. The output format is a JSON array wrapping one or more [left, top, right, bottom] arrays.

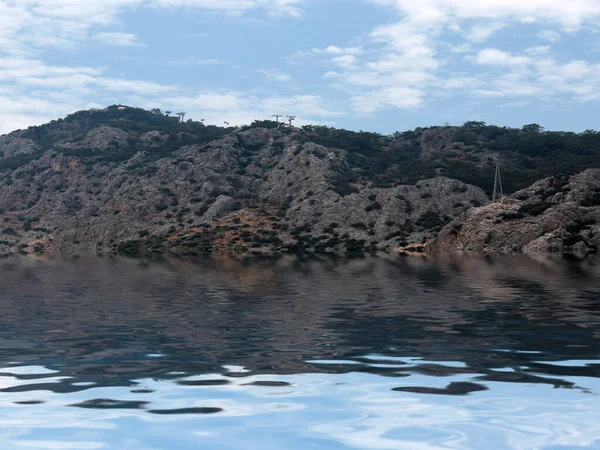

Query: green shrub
[[580, 189, 600, 207], [519, 202, 552, 216], [416, 211, 446, 229], [500, 211, 524, 220], [365, 201, 381, 212]]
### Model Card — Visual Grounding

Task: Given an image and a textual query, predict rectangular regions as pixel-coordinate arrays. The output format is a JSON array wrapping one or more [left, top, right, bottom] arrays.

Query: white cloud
[[369, 0, 600, 32], [0, 55, 178, 134], [164, 91, 342, 127], [323, 71, 341, 79], [313, 45, 364, 55], [474, 48, 531, 66], [449, 43, 472, 54], [0, 1, 306, 56], [465, 21, 506, 42], [468, 52, 600, 101], [150, 0, 305, 17], [0, 0, 309, 135], [499, 100, 531, 108], [345, 72, 382, 87], [96, 78, 175, 95], [2, 0, 600, 133], [259, 69, 293, 82], [287, 45, 364, 64], [304, 0, 600, 115], [332, 55, 357, 68], [0, 58, 100, 81], [0, 57, 175, 95], [539, 29, 562, 42], [525, 45, 552, 56], [92, 32, 144, 47], [267, 0, 304, 17], [312, 17, 439, 114], [441, 76, 482, 89], [351, 87, 424, 114]]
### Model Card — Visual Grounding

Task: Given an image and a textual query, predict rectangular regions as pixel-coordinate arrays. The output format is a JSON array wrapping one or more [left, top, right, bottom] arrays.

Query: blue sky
[[1, 0, 600, 135]]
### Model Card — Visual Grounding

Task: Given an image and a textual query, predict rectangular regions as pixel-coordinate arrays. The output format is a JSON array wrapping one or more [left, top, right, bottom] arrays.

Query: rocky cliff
[[0, 106, 489, 257], [429, 169, 600, 258]]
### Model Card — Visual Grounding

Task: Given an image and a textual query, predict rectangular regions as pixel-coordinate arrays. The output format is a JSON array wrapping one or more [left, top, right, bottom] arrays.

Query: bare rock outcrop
[[58, 126, 130, 152], [0, 135, 40, 159], [429, 169, 600, 258]]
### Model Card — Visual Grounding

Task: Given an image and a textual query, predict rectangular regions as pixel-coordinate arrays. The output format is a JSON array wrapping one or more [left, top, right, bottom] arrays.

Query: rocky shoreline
[[428, 169, 600, 259]]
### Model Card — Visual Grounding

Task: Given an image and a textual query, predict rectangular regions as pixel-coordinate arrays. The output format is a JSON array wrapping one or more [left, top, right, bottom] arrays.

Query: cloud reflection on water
[[0, 255, 597, 449]]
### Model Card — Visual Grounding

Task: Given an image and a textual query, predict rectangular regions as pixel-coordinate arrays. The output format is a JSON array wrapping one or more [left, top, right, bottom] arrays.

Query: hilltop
[[0, 105, 598, 257]]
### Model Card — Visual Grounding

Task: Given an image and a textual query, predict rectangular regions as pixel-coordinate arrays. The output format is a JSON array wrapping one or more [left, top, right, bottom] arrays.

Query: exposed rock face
[[0, 111, 488, 257], [0, 135, 40, 159], [429, 169, 600, 258], [58, 126, 131, 152]]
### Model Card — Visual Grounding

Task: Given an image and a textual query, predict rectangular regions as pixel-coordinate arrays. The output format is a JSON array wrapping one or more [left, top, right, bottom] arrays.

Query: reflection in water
[[0, 254, 598, 449]]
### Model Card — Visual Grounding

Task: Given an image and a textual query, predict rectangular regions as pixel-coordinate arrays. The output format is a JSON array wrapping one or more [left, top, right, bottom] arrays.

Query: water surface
[[0, 254, 598, 449]]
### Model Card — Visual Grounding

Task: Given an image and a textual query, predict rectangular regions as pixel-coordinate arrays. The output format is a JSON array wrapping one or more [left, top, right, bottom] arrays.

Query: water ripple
[[0, 255, 597, 449]]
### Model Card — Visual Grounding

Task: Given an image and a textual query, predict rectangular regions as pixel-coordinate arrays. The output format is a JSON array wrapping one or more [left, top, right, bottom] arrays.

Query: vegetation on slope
[[1, 106, 598, 257], [4, 106, 600, 197], [20, 106, 234, 151], [296, 122, 600, 194]]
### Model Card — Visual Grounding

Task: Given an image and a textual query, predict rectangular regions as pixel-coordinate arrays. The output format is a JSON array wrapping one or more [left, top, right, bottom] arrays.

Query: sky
[[1, 0, 600, 135]]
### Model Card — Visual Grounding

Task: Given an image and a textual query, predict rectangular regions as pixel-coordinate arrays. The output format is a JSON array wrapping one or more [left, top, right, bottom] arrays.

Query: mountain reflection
[[0, 254, 598, 389]]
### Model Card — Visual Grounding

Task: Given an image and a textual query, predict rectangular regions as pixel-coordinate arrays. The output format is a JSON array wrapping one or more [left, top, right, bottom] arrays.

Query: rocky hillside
[[302, 121, 600, 194], [1, 105, 598, 258], [429, 169, 600, 258], [0, 106, 489, 257]]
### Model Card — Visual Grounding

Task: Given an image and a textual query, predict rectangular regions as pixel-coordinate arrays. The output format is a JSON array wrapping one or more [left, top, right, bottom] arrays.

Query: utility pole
[[272, 114, 283, 123], [492, 160, 504, 203], [176, 112, 186, 123], [286, 115, 296, 127]]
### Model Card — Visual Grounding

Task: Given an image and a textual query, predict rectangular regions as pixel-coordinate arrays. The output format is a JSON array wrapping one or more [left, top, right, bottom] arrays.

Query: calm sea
[[0, 254, 598, 449]]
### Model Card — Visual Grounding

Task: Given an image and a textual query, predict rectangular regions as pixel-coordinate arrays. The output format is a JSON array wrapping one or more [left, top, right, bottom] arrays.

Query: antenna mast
[[286, 115, 296, 127], [492, 160, 504, 203], [272, 114, 283, 123], [176, 112, 186, 123]]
